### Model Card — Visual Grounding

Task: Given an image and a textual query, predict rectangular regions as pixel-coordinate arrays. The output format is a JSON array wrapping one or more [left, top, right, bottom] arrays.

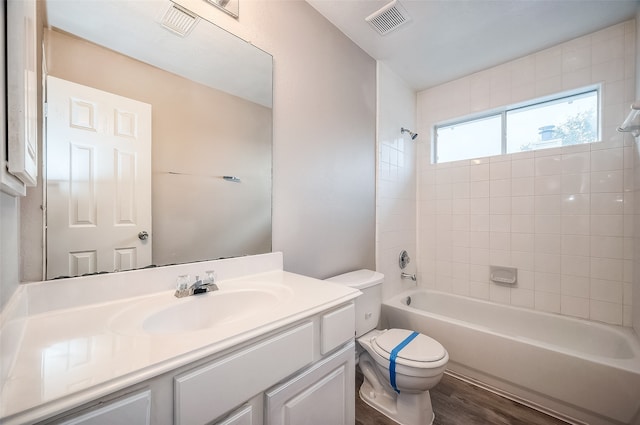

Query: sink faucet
[[175, 271, 219, 298]]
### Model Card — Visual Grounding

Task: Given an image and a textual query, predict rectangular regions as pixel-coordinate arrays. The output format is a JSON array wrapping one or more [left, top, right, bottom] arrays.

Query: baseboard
[[444, 370, 586, 425]]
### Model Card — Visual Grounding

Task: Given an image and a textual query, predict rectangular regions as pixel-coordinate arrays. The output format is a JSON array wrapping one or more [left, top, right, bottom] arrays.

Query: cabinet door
[[7, 0, 38, 187], [1, 1, 25, 197], [175, 322, 314, 425], [265, 342, 355, 425], [57, 391, 151, 425], [214, 404, 253, 425]]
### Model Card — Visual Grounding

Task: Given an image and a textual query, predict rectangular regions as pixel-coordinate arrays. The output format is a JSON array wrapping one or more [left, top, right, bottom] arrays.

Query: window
[[436, 115, 502, 164], [434, 88, 599, 163]]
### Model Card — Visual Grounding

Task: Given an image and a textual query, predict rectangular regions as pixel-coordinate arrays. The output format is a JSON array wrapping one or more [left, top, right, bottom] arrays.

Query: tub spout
[[401, 272, 417, 282]]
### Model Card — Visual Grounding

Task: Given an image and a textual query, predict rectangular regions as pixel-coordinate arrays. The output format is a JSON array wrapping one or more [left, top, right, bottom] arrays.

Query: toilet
[[327, 270, 448, 425]]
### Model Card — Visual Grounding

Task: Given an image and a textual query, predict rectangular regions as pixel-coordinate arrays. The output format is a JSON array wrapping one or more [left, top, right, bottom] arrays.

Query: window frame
[[433, 85, 601, 164]]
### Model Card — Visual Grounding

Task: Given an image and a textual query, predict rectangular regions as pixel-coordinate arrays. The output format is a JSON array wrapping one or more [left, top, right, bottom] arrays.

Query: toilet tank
[[326, 270, 383, 337]]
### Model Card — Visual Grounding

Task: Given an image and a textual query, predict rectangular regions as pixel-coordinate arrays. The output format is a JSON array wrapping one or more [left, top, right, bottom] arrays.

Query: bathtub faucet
[[401, 272, 417, 283]]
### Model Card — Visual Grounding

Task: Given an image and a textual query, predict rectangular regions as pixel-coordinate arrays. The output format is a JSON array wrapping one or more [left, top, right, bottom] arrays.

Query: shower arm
[[401, 127, 418, 140]]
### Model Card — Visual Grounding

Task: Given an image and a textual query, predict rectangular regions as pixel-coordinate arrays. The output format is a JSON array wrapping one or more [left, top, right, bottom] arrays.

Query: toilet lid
[[372, 329, 446, 365]]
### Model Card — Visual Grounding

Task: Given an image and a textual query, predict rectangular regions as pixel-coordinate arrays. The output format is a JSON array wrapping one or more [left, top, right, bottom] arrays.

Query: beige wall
[[41, 28, 272, 270], [175, 0, 377, 278], [0, 190, 20, 309], [634, 7, 640, 333]]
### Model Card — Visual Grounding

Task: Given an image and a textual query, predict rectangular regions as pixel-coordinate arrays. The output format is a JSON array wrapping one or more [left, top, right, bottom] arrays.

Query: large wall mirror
[[40, 0, 272, 279]]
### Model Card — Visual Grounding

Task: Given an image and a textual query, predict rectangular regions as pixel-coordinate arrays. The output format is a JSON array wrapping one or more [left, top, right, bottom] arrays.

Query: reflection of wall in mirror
[[42, 28, 272, 269]]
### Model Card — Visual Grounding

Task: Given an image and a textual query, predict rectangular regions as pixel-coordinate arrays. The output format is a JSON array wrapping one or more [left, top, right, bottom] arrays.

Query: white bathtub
[[382, 290, 640, 425]]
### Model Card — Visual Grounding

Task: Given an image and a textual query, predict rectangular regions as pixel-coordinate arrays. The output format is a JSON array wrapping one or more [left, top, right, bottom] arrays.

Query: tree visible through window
[[555, 109, 597, 145]]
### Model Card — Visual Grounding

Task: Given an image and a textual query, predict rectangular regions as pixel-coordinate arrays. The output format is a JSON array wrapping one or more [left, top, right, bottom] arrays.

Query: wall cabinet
[[3, 0, 39, 197]]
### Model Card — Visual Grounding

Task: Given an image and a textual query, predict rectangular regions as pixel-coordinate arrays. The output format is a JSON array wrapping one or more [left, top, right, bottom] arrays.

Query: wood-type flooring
[[355, 370, 570, 425]]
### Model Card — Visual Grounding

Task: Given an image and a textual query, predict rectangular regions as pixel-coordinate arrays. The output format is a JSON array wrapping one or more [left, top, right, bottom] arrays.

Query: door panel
[[46, 76, 152, 278]]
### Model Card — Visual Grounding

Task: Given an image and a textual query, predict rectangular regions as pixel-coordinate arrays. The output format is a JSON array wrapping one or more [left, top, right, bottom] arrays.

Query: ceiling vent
[[159, 2, 199, 37], [365, 0, 411, 36]]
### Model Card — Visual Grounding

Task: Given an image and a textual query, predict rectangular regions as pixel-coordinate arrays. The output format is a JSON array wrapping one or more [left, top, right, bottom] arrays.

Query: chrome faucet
[[175, 271, 219, 298]]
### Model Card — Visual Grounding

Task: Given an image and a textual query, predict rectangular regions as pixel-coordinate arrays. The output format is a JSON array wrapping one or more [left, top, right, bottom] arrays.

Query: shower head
[[401, 127, 418, 140]]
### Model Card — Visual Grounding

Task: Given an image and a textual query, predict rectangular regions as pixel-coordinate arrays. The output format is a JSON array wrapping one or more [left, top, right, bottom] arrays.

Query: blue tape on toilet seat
[[389, 331, 419, 394]]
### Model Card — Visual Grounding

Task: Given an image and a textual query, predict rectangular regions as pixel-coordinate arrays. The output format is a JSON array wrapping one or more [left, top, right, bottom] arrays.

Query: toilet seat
[[372, 329, 446, 368]]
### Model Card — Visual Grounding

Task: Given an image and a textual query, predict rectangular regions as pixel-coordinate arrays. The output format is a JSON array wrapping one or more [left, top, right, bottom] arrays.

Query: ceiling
[[306, 0, 640, 91]]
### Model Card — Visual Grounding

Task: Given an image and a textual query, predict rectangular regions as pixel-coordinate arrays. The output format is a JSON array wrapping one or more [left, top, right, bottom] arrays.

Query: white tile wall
[[633, 8, 640, 335], [377, 62, 418, 300], [416, 21, 636, 326]]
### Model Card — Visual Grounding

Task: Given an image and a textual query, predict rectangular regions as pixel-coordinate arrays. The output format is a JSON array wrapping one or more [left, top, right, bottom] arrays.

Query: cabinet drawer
[[57, 390, 151, 425], [321, 303, 355, 354], [175, 321, 314, 425]]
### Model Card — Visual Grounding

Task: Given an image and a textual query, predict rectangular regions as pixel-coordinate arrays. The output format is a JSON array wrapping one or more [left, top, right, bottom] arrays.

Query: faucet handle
[[176, 274, 190, 291], [174, 274, 191, 298], [204, 270, 217, 284]]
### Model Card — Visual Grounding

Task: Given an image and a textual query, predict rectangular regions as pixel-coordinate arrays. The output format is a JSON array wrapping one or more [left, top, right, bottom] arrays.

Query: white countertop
[[0, 254, 360, 424]]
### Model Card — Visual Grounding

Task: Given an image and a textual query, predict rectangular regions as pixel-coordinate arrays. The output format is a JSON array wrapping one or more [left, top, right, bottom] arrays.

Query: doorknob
[[138, 231, 149, 240]]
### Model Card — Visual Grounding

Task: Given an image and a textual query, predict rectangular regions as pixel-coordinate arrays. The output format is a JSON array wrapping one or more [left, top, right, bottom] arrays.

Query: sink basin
[[109, 282, 294, 336], [143, 289, 280, 334]]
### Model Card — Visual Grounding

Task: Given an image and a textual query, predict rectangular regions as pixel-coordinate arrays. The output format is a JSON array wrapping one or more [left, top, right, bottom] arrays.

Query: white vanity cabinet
[[178, 302, 357, 425], [265, 342, 355, 425], [1, 256, 362, 425], [174, 321, 315, 425], [40, 302, 356, 425]]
